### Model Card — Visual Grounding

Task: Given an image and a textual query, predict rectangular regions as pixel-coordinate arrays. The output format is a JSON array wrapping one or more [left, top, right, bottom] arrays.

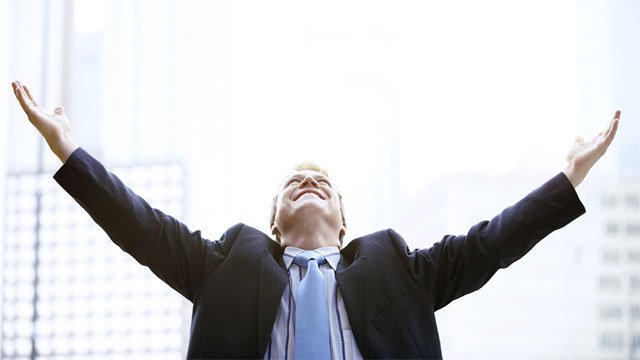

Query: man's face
[[271, 170, 345, 246]]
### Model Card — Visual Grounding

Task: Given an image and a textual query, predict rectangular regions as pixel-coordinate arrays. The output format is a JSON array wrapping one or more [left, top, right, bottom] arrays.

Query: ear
[[270, 221, 279, 236], [339, 225, 346, 238]]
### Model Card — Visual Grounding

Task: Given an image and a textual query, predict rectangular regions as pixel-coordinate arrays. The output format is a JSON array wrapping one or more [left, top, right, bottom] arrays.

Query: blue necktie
[[293, 251, 331, 360]]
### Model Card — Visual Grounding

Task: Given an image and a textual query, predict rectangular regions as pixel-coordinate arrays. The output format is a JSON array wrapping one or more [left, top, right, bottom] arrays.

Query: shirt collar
[[283, 246, 341, 271]]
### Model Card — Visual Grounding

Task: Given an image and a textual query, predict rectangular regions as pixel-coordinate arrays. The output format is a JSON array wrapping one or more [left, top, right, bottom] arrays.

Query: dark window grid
[[627, 223, 640, 236], [2, 162, 186, 358], [599, 332, 624, 349], [600, 305, 623, 319]]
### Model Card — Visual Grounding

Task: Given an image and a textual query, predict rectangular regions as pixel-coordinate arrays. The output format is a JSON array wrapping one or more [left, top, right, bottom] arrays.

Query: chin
[[292, 198, 330, 212]]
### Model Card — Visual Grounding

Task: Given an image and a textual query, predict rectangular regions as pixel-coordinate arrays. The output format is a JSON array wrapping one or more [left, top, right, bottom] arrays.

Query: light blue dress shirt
[[264, 246, 363, 360]]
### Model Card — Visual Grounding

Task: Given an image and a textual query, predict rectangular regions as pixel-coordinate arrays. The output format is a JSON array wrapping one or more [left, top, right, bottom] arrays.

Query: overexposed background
[[1, 0, 639, 359]]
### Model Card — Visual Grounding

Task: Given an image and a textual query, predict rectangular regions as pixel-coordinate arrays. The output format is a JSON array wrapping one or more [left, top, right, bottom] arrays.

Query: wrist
[[562, 163, 585, 188], [48, 132, 79, 163]]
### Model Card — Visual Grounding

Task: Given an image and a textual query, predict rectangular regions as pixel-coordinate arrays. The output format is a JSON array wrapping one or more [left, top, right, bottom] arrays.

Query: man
[[12, 81, 620, 359]]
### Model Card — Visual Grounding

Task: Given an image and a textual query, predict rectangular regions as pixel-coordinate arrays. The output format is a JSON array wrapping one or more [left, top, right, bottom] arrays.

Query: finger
[[605, 110, 621, 138], [11, 81, 19, 98], [13, 81, 33, 107], [575, 136, 584, 142], [14, 86, 34, 115], [54, 106, 65, 116], [607, 110, 621, 135], [22, 84, 39, 107], [604, 115, 619, 146], [11, 81, 24, 99]]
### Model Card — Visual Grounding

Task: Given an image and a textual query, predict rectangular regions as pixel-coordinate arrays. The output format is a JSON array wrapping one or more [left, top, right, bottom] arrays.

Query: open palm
[[566, 110, 620, 175], [12, 81, 78, 163], [12, 81, 71, 141]]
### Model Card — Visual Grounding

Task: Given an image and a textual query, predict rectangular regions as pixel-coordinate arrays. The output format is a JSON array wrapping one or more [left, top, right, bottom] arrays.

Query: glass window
[[599, 332, 624, 350], [602, 195, 618, 208], [626, 195, 640, 209], [600, 305, 622, 319], [632, 334, 640, 353], [627, 223, 640, 236], [606, 223, 619, 236], [599, 276, 622, 291], [603, 251, 620, 264], [629, 251, 640, 263], [632, 275, 640, 292]]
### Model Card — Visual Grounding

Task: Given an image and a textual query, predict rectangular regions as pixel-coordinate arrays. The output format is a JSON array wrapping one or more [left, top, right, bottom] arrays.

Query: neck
[[280, 221, 340, 250]]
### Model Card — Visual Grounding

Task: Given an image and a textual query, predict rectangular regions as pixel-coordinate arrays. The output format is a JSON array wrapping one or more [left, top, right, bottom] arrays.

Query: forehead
[[284, 169, 329, 180]]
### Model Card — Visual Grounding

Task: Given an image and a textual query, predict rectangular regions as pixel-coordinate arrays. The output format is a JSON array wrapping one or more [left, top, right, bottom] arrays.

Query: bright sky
[[223, 0, 581, 192], [63, 0, 591, 239]]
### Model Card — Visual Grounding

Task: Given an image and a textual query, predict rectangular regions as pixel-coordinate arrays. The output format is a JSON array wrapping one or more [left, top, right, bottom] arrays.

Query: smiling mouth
[[294, 191, 325, 201]]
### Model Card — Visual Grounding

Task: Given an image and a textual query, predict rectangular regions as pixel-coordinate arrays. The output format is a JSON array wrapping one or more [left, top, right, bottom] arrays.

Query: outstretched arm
[[562, 110, 620, 187], [12, 81, 79, 162], [409, 111, 622, 309], [11, 81, 226, 301]]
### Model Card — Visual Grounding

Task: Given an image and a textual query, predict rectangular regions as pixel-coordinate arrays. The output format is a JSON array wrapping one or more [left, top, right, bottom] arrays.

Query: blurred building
[[590, 180, 640, 359], [398, 169, 596, 359], [576, 0, 640, 357], [1, 161, 191, 359], [397, 168, 640, 360]]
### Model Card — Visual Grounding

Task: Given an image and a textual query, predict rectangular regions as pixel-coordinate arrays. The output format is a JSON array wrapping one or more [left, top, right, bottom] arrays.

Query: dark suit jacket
[[54, 148, 586, 359]]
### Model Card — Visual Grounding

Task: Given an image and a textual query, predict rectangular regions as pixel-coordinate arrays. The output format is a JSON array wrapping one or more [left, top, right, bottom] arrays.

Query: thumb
[[54, 106, 65, 116]]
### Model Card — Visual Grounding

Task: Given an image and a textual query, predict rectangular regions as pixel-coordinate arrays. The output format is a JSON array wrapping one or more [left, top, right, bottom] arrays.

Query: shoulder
[[219, 223, 272, 239], [217, 223, 281, 255], [345, 228, 408, 247], [341, 229, 410, 258]]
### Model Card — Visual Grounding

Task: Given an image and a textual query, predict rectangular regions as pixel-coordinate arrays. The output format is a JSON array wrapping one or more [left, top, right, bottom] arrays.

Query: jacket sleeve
[[406, 172, 586, 310], [53, 147, 228, 302]]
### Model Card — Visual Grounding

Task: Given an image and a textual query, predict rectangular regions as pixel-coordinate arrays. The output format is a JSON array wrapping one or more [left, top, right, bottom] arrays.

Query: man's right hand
[[12, 81, 79, 163]]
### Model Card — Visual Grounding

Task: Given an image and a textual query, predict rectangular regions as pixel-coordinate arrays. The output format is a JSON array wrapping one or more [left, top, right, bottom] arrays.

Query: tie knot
[[293, 251, 327, 268]]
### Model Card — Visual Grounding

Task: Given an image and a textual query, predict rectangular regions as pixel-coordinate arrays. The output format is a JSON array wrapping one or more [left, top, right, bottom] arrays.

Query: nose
[[299, 176, 319, 188]]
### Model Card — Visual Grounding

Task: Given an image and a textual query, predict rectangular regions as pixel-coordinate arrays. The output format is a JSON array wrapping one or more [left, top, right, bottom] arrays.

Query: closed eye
[[285, 176, 331, 187]]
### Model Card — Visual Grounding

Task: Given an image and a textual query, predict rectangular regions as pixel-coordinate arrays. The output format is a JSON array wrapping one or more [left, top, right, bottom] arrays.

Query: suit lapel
[[257, 250, 288, 357], [336, 256, 369, 358]]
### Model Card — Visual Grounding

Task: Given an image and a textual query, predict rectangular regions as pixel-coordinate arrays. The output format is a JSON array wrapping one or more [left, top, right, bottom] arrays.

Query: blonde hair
[[270, 162, 346, 244]]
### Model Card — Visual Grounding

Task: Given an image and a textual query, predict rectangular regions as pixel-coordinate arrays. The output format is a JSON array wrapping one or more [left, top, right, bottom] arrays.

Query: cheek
[[330, 197, 342, 212], [275, 193, 291, 214]]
